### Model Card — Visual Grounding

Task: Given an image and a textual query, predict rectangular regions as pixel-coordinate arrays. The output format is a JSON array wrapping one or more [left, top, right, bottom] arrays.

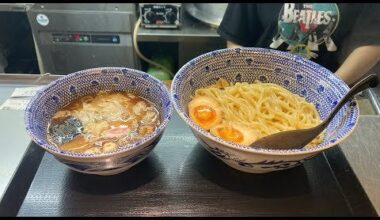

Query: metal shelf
[[137, 13, 222, 42]]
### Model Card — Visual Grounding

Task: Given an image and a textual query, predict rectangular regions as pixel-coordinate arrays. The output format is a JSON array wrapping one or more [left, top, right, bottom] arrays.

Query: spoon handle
[[323, 74, 379, 126]]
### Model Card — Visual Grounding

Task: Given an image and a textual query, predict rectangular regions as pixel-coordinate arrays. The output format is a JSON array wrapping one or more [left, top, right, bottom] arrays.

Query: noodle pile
[[193, 79, 324, 146]]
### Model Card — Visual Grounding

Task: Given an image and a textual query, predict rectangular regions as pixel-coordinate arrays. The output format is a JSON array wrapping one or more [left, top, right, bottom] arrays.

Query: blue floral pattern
[[171, 47, 359, 155], [25, 67, 172, 175], [208, 146, 313, 170], [57, 140, 158, 173]]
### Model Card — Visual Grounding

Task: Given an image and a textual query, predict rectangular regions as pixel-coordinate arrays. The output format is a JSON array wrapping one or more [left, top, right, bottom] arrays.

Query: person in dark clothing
[[217, 3, 380, 86]]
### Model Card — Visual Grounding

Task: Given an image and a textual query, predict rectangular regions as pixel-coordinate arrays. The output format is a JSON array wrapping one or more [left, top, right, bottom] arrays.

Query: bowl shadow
[[64, 152, 162, 195], [191, 144, 312, 198]]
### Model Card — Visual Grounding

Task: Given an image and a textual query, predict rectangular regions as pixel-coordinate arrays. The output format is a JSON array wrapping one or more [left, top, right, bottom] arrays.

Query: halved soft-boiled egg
[[188, 96, 222, 130], [210, 123, 259, 146]]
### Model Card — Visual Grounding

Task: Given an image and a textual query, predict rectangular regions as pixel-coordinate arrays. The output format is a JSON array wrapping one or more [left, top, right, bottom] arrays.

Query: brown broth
[[47, 91, 160, 154]]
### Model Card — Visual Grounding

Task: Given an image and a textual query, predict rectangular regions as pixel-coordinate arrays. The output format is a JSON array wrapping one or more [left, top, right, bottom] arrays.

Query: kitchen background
[[0, 3, 379, 114]]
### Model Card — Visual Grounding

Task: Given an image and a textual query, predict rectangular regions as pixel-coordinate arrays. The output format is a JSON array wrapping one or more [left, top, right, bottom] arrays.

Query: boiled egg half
[[188, 96, 222, 130], [210, 123, 259, 146]]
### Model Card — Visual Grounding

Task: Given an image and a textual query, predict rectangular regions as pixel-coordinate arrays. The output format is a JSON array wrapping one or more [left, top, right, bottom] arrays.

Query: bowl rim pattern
[[171, 47, 359, 156], [24, 67, 173, 158]]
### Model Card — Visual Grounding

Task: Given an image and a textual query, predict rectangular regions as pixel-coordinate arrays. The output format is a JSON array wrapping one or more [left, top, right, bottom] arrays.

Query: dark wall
[[0, 11, 39, 74]]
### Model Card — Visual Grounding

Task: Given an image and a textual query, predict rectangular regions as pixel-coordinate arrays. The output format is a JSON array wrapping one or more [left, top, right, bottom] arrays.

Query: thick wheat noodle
[[193, 79, 324, 147]]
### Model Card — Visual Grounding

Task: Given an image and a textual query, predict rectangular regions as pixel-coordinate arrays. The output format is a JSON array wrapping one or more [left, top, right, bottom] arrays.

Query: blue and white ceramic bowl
[[171, 48, 359, 173], [25, 67, 172, 176]]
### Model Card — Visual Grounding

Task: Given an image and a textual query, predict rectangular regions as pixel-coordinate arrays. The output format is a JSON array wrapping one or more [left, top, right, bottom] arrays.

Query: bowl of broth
[[25, 67, 172, 176], [171, 47, 359, 173]]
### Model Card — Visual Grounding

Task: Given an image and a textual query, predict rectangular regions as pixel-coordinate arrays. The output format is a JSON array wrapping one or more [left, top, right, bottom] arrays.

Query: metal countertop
[[336, 115, 380, 215]]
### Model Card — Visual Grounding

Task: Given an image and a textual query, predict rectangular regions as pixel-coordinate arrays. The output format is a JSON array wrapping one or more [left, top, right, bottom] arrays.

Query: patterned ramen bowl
[[171, 47, 359, 174], [25, 67, 172, 176]]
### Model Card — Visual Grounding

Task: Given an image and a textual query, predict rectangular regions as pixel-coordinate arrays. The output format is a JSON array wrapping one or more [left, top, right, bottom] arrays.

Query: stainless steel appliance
[[184, 3, 228, 28], [26, 3, 139, 75], [139, 3, 182, 29], [0, 3, 34, 12]]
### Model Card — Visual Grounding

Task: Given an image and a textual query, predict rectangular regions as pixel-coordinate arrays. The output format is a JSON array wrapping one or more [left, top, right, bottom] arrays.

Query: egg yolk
[[193, 105, 216, 124], [216, 126, 244, 143]]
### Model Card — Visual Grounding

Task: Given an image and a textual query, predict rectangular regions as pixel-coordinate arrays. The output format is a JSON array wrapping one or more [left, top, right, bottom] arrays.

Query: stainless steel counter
[[1, 73, 380, 216], [337, 115, 380, 215], [0, 74, 60, 203], [0, 107, 28, 202]]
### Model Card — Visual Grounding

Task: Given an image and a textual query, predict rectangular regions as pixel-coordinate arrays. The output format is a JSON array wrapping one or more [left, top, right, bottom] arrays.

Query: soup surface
[[188, 78, 324, 147], [47, 91, 160, 154]]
